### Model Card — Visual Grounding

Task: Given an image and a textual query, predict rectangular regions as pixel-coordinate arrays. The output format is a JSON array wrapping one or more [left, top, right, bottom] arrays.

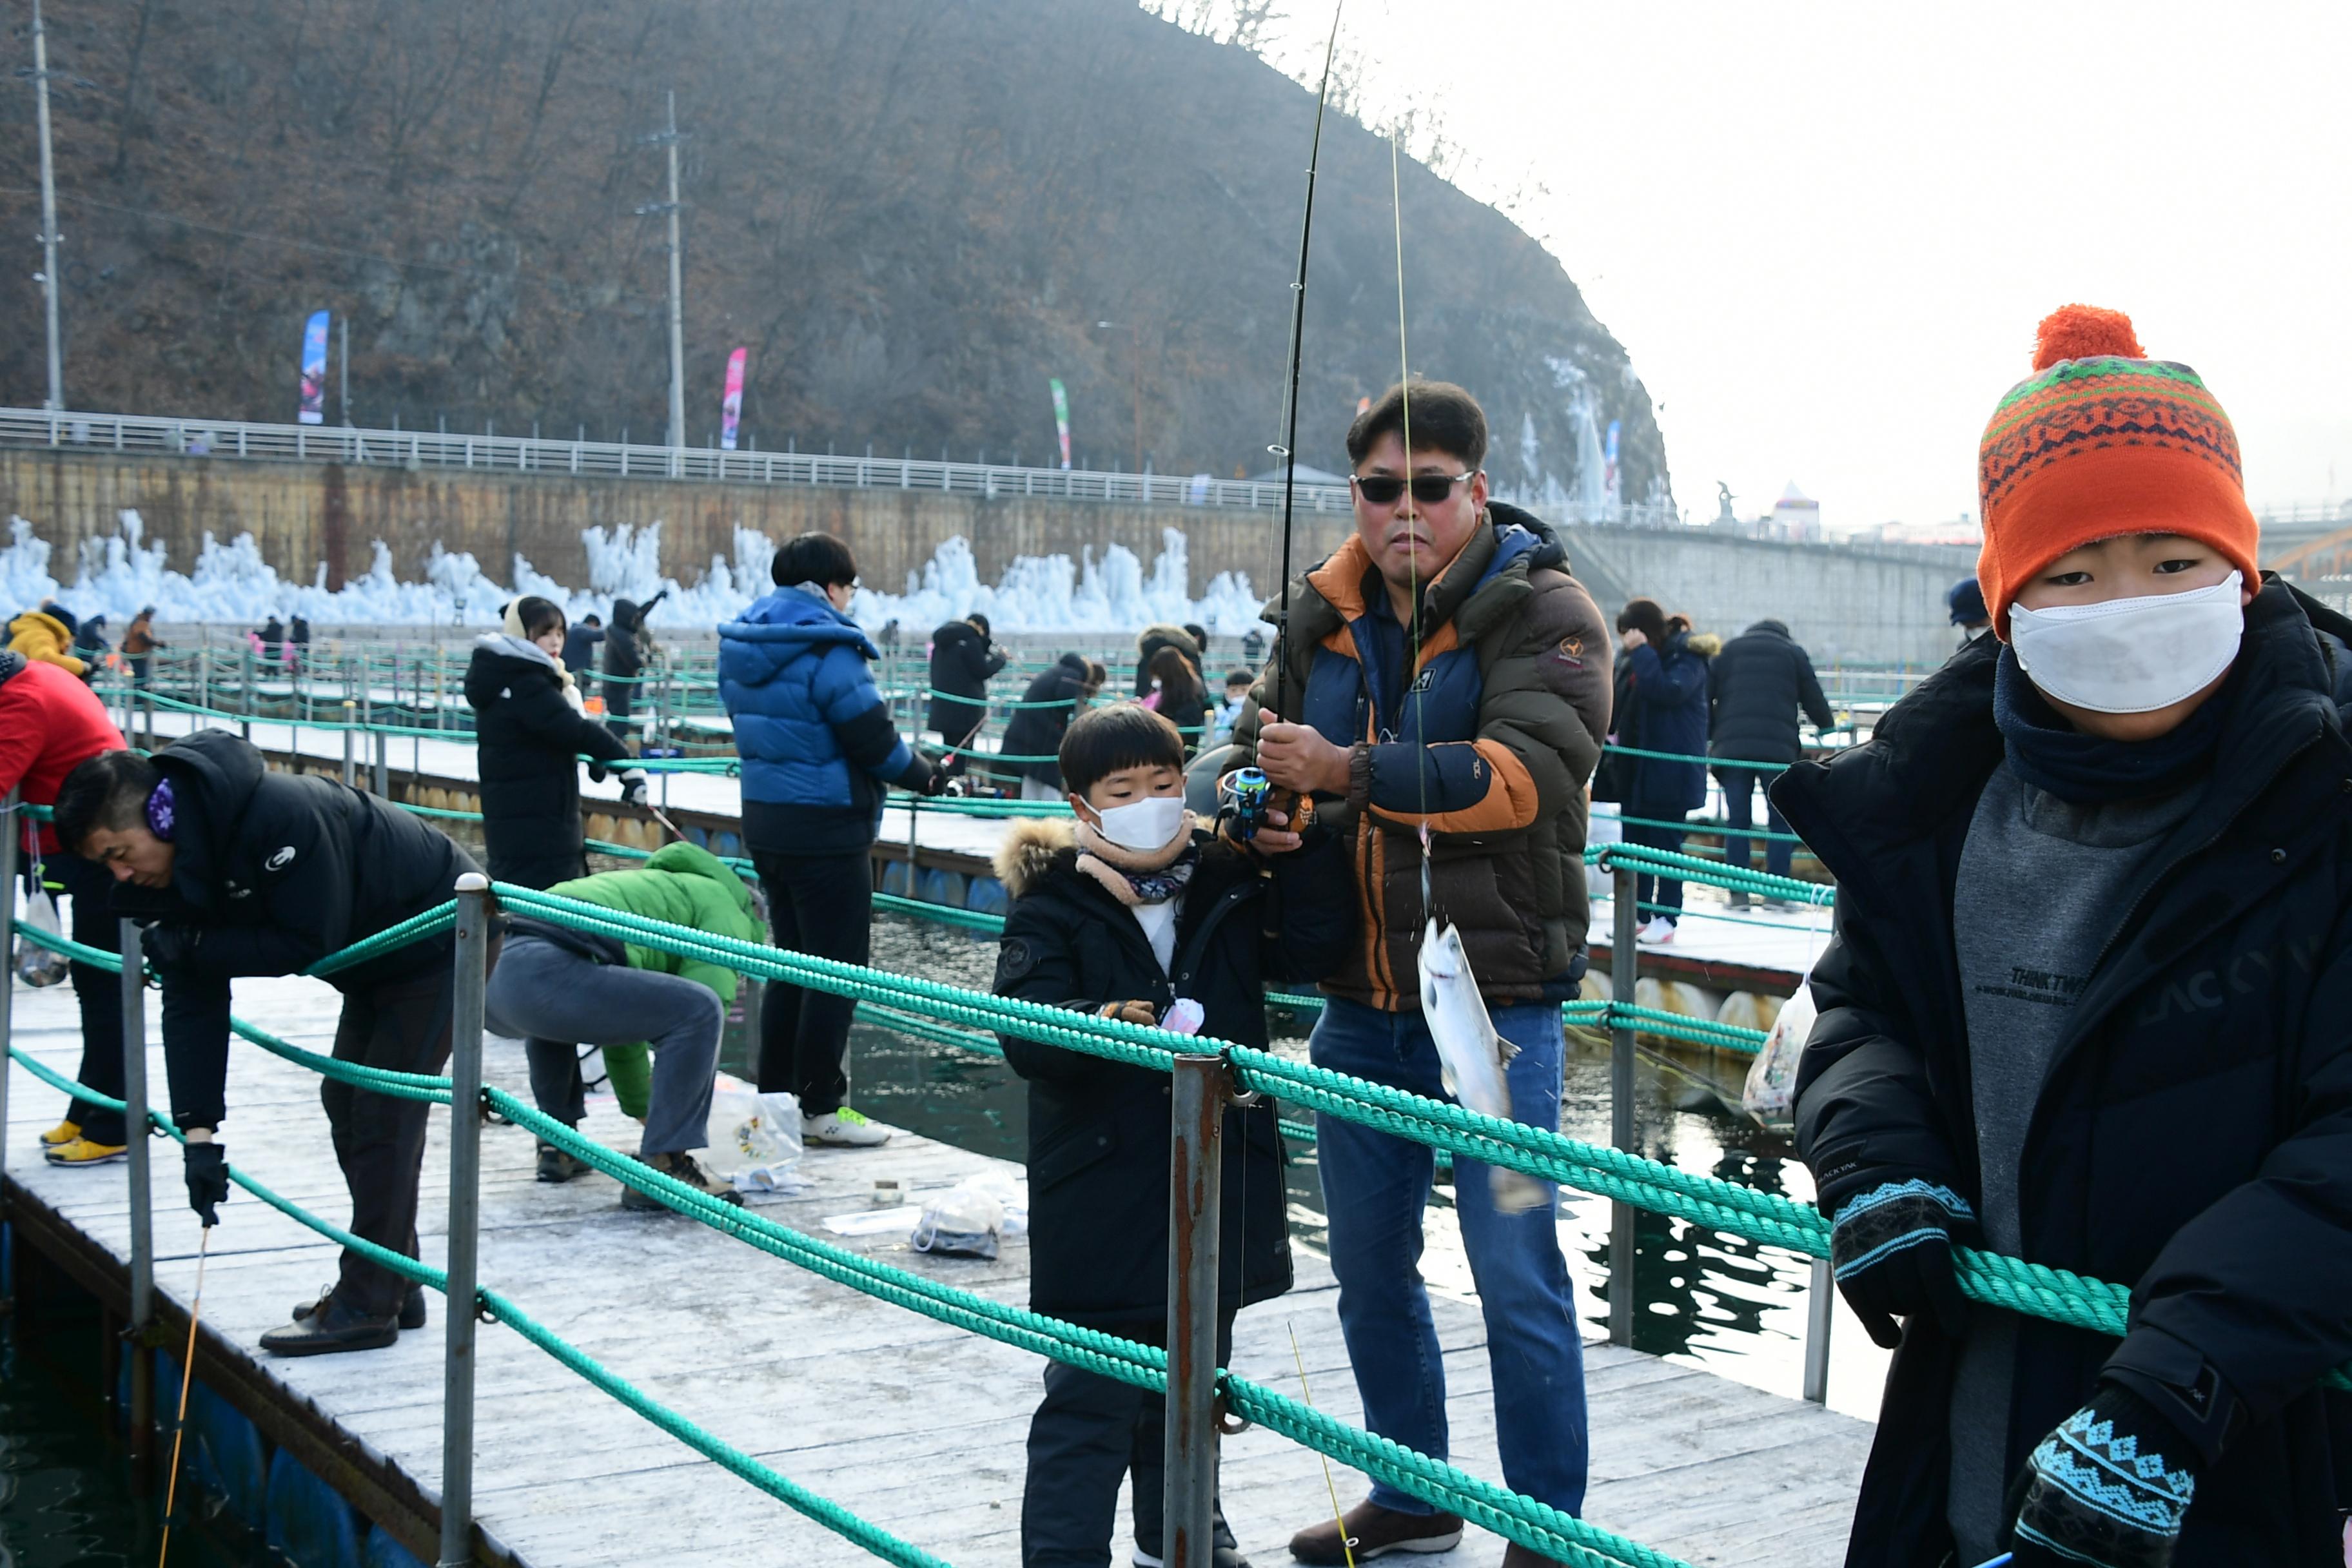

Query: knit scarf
[[1073, 808, 1199, 906], [1992, 645, 2235, 807]]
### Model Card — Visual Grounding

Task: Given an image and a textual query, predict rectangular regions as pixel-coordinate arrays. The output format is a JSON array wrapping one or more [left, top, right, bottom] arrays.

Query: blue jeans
[[1715, 766, 1792, 881], [1309, 997, 1589, 1518], [1620, 818, 1685, 921]]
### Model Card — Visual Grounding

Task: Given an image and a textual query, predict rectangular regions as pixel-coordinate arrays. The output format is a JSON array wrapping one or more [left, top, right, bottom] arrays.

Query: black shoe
[[620, 1150, 745, 1211], [259, 1297, 400, 1357], [1727, 890, 1752, 911], [1135, 1498, 1249, 1567], [292, 1281, 426, 1333], [537, 1140, 591, 1184]]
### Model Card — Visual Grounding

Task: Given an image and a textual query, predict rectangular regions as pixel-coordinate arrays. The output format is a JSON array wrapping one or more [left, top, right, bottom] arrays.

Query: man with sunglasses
[[1231, 380, 1612, 1567]]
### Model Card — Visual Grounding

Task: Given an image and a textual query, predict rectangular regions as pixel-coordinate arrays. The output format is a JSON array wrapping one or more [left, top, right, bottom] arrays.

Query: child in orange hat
[[1771, 306, 2352, 1568]]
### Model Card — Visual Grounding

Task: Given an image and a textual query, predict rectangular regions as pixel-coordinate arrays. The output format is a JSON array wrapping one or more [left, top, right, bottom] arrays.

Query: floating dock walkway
[[3, 973, 1871, 1567]]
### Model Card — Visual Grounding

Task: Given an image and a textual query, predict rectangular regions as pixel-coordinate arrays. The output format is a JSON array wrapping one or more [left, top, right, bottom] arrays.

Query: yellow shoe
[[43, 1137, 128, 1167], [39, 1119, 80, 1146]]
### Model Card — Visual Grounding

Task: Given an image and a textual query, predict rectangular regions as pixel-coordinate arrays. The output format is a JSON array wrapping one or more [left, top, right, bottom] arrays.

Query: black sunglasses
[[1350, 471, 1477, 506]]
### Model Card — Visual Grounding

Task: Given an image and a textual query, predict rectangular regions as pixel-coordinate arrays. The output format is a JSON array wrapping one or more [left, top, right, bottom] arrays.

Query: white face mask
[[2008, 571, 2244, 714], [1091, 794, 1188, 851]]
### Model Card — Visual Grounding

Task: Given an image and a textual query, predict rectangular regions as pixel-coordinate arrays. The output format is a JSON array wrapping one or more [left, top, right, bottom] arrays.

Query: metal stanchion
[[342, 702, 358, 787], [440, 873, 491, 1568], [121, 916, 155, 1473], [0, 788, 17, 1203], [373, 727, 390, 798], [1163, 1053, 1226, 1568], [1608, 859, 1639, 1349], [1802, 1256, 1835, 1404]]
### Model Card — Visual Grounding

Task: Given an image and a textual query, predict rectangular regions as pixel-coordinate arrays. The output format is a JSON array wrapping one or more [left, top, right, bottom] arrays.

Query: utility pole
[[32, 0, 64, 410], [636, 92, 689, 460], [338, 315, 351, 425]]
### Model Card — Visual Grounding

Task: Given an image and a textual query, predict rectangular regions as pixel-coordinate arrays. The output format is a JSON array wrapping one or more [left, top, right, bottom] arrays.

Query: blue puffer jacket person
[[720, 542, 942, 859]]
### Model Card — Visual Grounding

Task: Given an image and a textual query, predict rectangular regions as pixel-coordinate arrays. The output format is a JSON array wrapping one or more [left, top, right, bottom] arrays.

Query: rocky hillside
[[1, 0, 1669, 508]]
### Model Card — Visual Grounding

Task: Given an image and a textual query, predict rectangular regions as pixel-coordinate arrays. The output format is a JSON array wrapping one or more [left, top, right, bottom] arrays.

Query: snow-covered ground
[[4, 511, 1266, 636]]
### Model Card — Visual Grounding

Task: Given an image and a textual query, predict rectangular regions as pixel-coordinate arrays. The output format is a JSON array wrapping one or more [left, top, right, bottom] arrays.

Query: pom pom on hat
[[2033, 304, 2145, 371]]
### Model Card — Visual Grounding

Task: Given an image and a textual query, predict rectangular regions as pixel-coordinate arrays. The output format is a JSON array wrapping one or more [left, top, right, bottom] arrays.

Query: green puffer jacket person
[[538, 840, 766, 1115]]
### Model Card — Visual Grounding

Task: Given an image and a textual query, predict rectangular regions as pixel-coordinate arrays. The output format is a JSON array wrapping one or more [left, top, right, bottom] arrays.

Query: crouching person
[[1775, 306, 2352, 1567], [487, 840, 765, 1208], [54, 732, 491, 1356], [993, 705, 1353, 1568]]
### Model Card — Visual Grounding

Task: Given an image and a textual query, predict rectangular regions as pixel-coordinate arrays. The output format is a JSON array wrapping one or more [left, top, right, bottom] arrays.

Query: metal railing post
[[0, 789, 17, 1202], [374, 727, 390, 798], [1608, 859, 1639, 1348], [1163, 1053, 1224, 1568], [342, 702, 358, 786], [121, 915, 156, 1471], [1802, 1256, 1834, 1404], [440, 873, 491, 1568]]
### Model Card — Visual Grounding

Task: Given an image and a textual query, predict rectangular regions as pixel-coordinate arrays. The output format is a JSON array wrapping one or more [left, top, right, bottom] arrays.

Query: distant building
[[1770, 482, 1821, 542]]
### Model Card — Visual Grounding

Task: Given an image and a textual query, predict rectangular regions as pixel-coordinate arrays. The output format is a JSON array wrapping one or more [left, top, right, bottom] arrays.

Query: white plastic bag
[[1741, 982, 1818, 1124], [702, 1073, 805, 1194], [911, 1175, 1012, 1260], [15, 890, 71, 988]]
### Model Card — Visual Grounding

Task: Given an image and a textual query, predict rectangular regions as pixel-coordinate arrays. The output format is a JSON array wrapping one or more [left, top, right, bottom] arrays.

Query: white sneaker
[[802, 1106, 893, 1148], [1636, 917, 1677, 945]]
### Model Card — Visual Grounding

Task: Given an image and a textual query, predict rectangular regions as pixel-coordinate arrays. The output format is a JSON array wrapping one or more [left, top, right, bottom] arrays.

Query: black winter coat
[[1707, 620, 1831, 765], [464, 639, 632, 888], [560, 624, 604, 677], [122, 730, 480, 1130], [926, 620, 1004, 738], [1771, 581, 2352, 1567], [991, 819, 1355, 1329], [1617, 631, 1709, 813], [999, 654, 1090, 788]]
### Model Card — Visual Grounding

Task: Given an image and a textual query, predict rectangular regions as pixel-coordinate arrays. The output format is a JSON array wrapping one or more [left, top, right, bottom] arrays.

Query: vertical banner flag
[[299, 311, 330, 426], [1050, 377, 1073, 470], [720, 347, 748, 451], [1603, 419, 1622, 505]]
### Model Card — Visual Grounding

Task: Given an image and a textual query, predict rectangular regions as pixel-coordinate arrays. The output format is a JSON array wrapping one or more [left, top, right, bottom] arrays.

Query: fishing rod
[[157, 1222, 213, 1568], [1266, 4, 1346, 727]]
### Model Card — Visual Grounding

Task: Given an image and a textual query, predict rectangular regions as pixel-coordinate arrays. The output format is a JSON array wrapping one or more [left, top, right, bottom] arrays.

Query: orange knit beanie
[[1975, 305, 2259, 636]]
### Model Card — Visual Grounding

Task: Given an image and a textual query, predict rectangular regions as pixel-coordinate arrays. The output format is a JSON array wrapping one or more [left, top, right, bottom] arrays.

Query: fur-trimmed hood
[[994, 816, 1077, 898]]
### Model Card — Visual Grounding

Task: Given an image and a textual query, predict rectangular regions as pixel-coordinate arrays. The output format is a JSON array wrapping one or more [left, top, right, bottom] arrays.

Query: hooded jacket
[[991, 816, 1354, 1326], [1131, 623, 1202, 698], [721, 585, 928, 854], [7, 610, 86, 677], [998, 654, 1092, 789], [1707, 619, 1832, 765], [1231, 502, 1611, 1009], [1614, 629, 1710, 813], [602, 593, 664, 711], [926, 619, 1005, 738], [1771, 580, 2352, 1567], [124, 730, 480, 1130], [122, 612, 160, 658], [464, 634, 632, 888]]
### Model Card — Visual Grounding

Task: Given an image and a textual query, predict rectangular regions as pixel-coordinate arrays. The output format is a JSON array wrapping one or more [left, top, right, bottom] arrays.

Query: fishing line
[[1289, 1322, 1358, 1568], [157, 1223, 213, 1568]]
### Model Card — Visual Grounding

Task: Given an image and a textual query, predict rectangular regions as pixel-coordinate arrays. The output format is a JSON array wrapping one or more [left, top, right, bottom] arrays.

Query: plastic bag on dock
[[703, 1075, 805, 1194], [15, 890, 71, 987], [910, 1177, 1008, 1260], [1741, 983, 1817, 1124]]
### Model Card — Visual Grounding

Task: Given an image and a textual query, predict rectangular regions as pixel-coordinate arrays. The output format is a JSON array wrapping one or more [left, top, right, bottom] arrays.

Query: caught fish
[[1416, 919, 1550, 1214]]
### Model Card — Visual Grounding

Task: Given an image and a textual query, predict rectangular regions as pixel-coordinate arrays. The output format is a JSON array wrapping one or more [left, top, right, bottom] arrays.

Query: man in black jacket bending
[[1705, 618, 1830, 902], [55, 731, 490, 1357], [927, 612, 1006, 772]]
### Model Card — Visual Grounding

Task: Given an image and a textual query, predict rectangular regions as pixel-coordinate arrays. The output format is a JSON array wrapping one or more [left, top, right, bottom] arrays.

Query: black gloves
[[1827, 1177, 1973, 1349], [142, 922, 202, 979], [620, 769, 650, 807], [587, 760, 609, 784], [183, 1141, 228, 1226], [919, 766, 951, 798], [2007, 1383, 2202, 1567]]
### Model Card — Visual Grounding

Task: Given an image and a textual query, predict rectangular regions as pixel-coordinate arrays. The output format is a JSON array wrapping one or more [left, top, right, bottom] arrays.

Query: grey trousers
[[484, 936, 725, 1157]]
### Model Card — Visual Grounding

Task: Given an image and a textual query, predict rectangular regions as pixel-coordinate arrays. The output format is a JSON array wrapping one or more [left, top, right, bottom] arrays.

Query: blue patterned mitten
[[2008, 1385, 2199, 1568], [1828, 1177, 1974, 1349]]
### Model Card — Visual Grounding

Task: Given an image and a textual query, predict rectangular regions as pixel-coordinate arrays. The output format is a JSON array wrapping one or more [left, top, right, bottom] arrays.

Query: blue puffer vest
[[718, 588, 908, 809]]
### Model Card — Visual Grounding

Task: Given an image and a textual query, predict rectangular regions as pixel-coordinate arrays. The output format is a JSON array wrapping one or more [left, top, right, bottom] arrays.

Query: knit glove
[[141, 922, 204, 980], [619, 769, 649, 807], [183, 1141, 229, 1226], [2007, 1384, 2200, 1568], [1827, 1177, 1973, 1349]]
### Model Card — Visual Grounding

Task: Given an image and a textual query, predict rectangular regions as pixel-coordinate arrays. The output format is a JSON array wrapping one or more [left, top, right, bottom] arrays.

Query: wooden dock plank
[[4, 973, 1867, 1567]]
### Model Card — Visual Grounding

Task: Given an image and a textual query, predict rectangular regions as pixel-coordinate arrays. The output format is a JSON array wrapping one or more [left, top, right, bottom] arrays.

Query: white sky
[[1239, 1, 2352, 533]]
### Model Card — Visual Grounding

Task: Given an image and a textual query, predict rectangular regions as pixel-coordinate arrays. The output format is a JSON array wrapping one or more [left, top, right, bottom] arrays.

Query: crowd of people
[[8, 306, 2351, 1567]]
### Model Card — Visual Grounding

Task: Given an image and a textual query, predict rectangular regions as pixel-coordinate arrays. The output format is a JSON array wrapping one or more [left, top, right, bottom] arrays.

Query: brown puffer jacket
[[1230, 504, 1611, 1008]]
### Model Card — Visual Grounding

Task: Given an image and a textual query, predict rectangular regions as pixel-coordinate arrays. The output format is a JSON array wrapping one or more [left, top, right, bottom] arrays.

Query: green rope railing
[[1596, 843, 1832, 906]]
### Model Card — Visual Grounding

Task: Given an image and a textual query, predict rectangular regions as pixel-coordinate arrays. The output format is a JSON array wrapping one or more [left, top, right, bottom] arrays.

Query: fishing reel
[[1219, 766, 1314, 845]]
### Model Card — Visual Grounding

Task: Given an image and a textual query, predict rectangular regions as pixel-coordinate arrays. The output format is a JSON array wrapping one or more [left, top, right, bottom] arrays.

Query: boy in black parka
[[993, 704, 1352, 1568]]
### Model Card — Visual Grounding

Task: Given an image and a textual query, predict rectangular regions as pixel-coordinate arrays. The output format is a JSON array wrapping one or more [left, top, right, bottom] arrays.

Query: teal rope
[[1596, 842, 1830, 905]]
